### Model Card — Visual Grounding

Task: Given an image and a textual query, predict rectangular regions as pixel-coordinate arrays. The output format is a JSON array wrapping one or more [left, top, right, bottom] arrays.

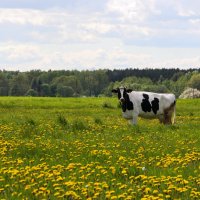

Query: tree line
[[0, 68, 199, 97]]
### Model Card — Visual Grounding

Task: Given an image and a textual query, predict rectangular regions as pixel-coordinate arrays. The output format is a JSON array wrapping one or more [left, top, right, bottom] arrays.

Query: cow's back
[[129, 91, 175, 116]]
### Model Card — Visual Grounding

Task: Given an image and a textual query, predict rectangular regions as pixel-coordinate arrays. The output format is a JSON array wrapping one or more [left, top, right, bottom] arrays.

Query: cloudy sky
[[0, 0, 200, 71]]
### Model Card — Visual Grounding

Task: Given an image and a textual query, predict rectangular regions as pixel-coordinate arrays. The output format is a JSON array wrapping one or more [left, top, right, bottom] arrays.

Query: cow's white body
[[124, 91, 176, 125], [112, 87, 176, 125]]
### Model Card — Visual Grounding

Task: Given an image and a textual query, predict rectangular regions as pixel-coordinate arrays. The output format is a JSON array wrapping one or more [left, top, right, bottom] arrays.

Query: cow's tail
[[171, 100, 176, 124]]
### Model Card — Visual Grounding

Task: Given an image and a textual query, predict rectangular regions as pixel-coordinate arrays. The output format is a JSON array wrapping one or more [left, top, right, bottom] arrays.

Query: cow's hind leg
[[164, 101, 176, 125], [164, 111, 172, 125], [158, 115, 164, 124]]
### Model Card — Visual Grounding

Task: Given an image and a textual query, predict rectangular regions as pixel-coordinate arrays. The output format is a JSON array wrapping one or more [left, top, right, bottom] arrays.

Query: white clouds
[[175, 0, 200, 17], [80, 22, 114, 35], [0, 9, 49, 25], [0, 8, 113, 43], [58, 23, 98, 43], [0, 42, 152, 70], [1, 1, 200, 46], [0, 42, 42, 63], [1, 40, 199, 71], [0, 1, 200, 70], [106, 0, 159, 22]]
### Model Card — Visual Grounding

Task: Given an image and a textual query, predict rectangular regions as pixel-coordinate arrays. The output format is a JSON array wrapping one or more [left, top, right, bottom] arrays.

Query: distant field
[[0, 97, 199, 199]]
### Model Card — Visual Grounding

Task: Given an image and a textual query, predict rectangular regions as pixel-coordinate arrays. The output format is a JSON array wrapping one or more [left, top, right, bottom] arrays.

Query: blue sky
[[0, 0, 200, 71]]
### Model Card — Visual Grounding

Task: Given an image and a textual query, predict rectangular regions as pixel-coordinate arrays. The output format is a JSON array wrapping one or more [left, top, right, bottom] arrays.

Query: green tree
[[171, 72, 184, 81], [31, 77, 43, 96], [142, 85, 169, 93], [93, 70, 109, 95], [52, 75, 82, 95], [188, 73, 200, 90], [84, 74, 98, 96], [41, 84, 50, 96], [31, 77, 38, 91], [0, 73, 9, 96], [103, 82, 115, 96], [50, 84, 57, 97], [57, 85, 74, 97], [172, 74, 191, 97], [26, 89, 38, 96], [9, 73, 30, 96]]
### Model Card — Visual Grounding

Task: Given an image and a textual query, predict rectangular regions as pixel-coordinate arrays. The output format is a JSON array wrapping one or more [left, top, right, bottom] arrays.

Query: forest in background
[[0, 68, 199, 98]]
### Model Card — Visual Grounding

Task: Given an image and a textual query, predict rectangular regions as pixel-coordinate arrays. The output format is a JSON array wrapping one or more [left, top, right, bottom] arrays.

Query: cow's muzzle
[[119, 98, 125, 104]]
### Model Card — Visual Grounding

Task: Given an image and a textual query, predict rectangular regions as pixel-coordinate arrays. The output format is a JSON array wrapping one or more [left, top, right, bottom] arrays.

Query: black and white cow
[[112, 86, 176, 125]]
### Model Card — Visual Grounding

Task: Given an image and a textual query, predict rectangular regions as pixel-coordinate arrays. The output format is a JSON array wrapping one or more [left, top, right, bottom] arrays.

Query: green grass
[[0, 97, 199, 199]]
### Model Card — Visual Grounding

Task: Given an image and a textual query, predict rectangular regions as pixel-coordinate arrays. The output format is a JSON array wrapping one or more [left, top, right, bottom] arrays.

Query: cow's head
[[112, 86, 133, 112], [112, 86, 132, 104]]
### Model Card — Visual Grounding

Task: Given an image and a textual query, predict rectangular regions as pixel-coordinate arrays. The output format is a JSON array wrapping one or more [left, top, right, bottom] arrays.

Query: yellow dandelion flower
[[125, 196, 133, 200], [122, 169, 127, 175], [110, 166, 116, 174], [25, 185, 31, 190], [65, 191, 81, 199], [53, 183, 60, 187], [144, 188, 151, 194], [119, 184, 127, 189], [118, 194, 126, 198], [111, 196, 118, 200], [158, 193, 164, 197], [56, 176, 63, 181], [153, 190, 158, 194], [54, 192, 60, 196]]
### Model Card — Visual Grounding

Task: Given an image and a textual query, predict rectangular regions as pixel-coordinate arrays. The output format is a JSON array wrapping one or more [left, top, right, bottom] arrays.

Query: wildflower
[[122, 169, 127, 175], [65, 191, 80, 199], [110, 166, 116, 174], [126, 196, 134, 200], [106, 190, 115, 198], [93, 192, 100, 198], [54, 192, 60, 196], [102, 182, 109, 189], [158, 193, 164, 198], [66, 163, 76, 170], [144, 188, 151, 194], [142, 167, 146, 171], [153, 190, 158, 194], [111, 196, 118, 200]]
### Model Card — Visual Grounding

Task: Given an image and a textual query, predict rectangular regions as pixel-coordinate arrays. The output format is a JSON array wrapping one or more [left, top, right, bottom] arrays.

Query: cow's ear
[[112, 89, 118, 93], [126, 89, 133, 93]]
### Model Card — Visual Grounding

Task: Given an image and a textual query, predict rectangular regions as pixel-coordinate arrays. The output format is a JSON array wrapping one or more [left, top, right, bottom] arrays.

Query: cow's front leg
[[131, 113, 138, 125]]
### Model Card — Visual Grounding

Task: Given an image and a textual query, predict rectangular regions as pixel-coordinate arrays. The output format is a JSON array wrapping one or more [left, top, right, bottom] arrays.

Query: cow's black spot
[[151, 98, 159, 114], [121, 101, 126, 112], [141, 94, 151, 112], [117, 89, 121, 99], [120, 89, 133, 112], [126, 94, 134, 110], [120, 101, 126, 112], [143, 94, 149, 99]]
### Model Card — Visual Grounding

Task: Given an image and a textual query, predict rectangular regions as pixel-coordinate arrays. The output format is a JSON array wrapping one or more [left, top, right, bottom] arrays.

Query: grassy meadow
[[0, 97, 199, 200]]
